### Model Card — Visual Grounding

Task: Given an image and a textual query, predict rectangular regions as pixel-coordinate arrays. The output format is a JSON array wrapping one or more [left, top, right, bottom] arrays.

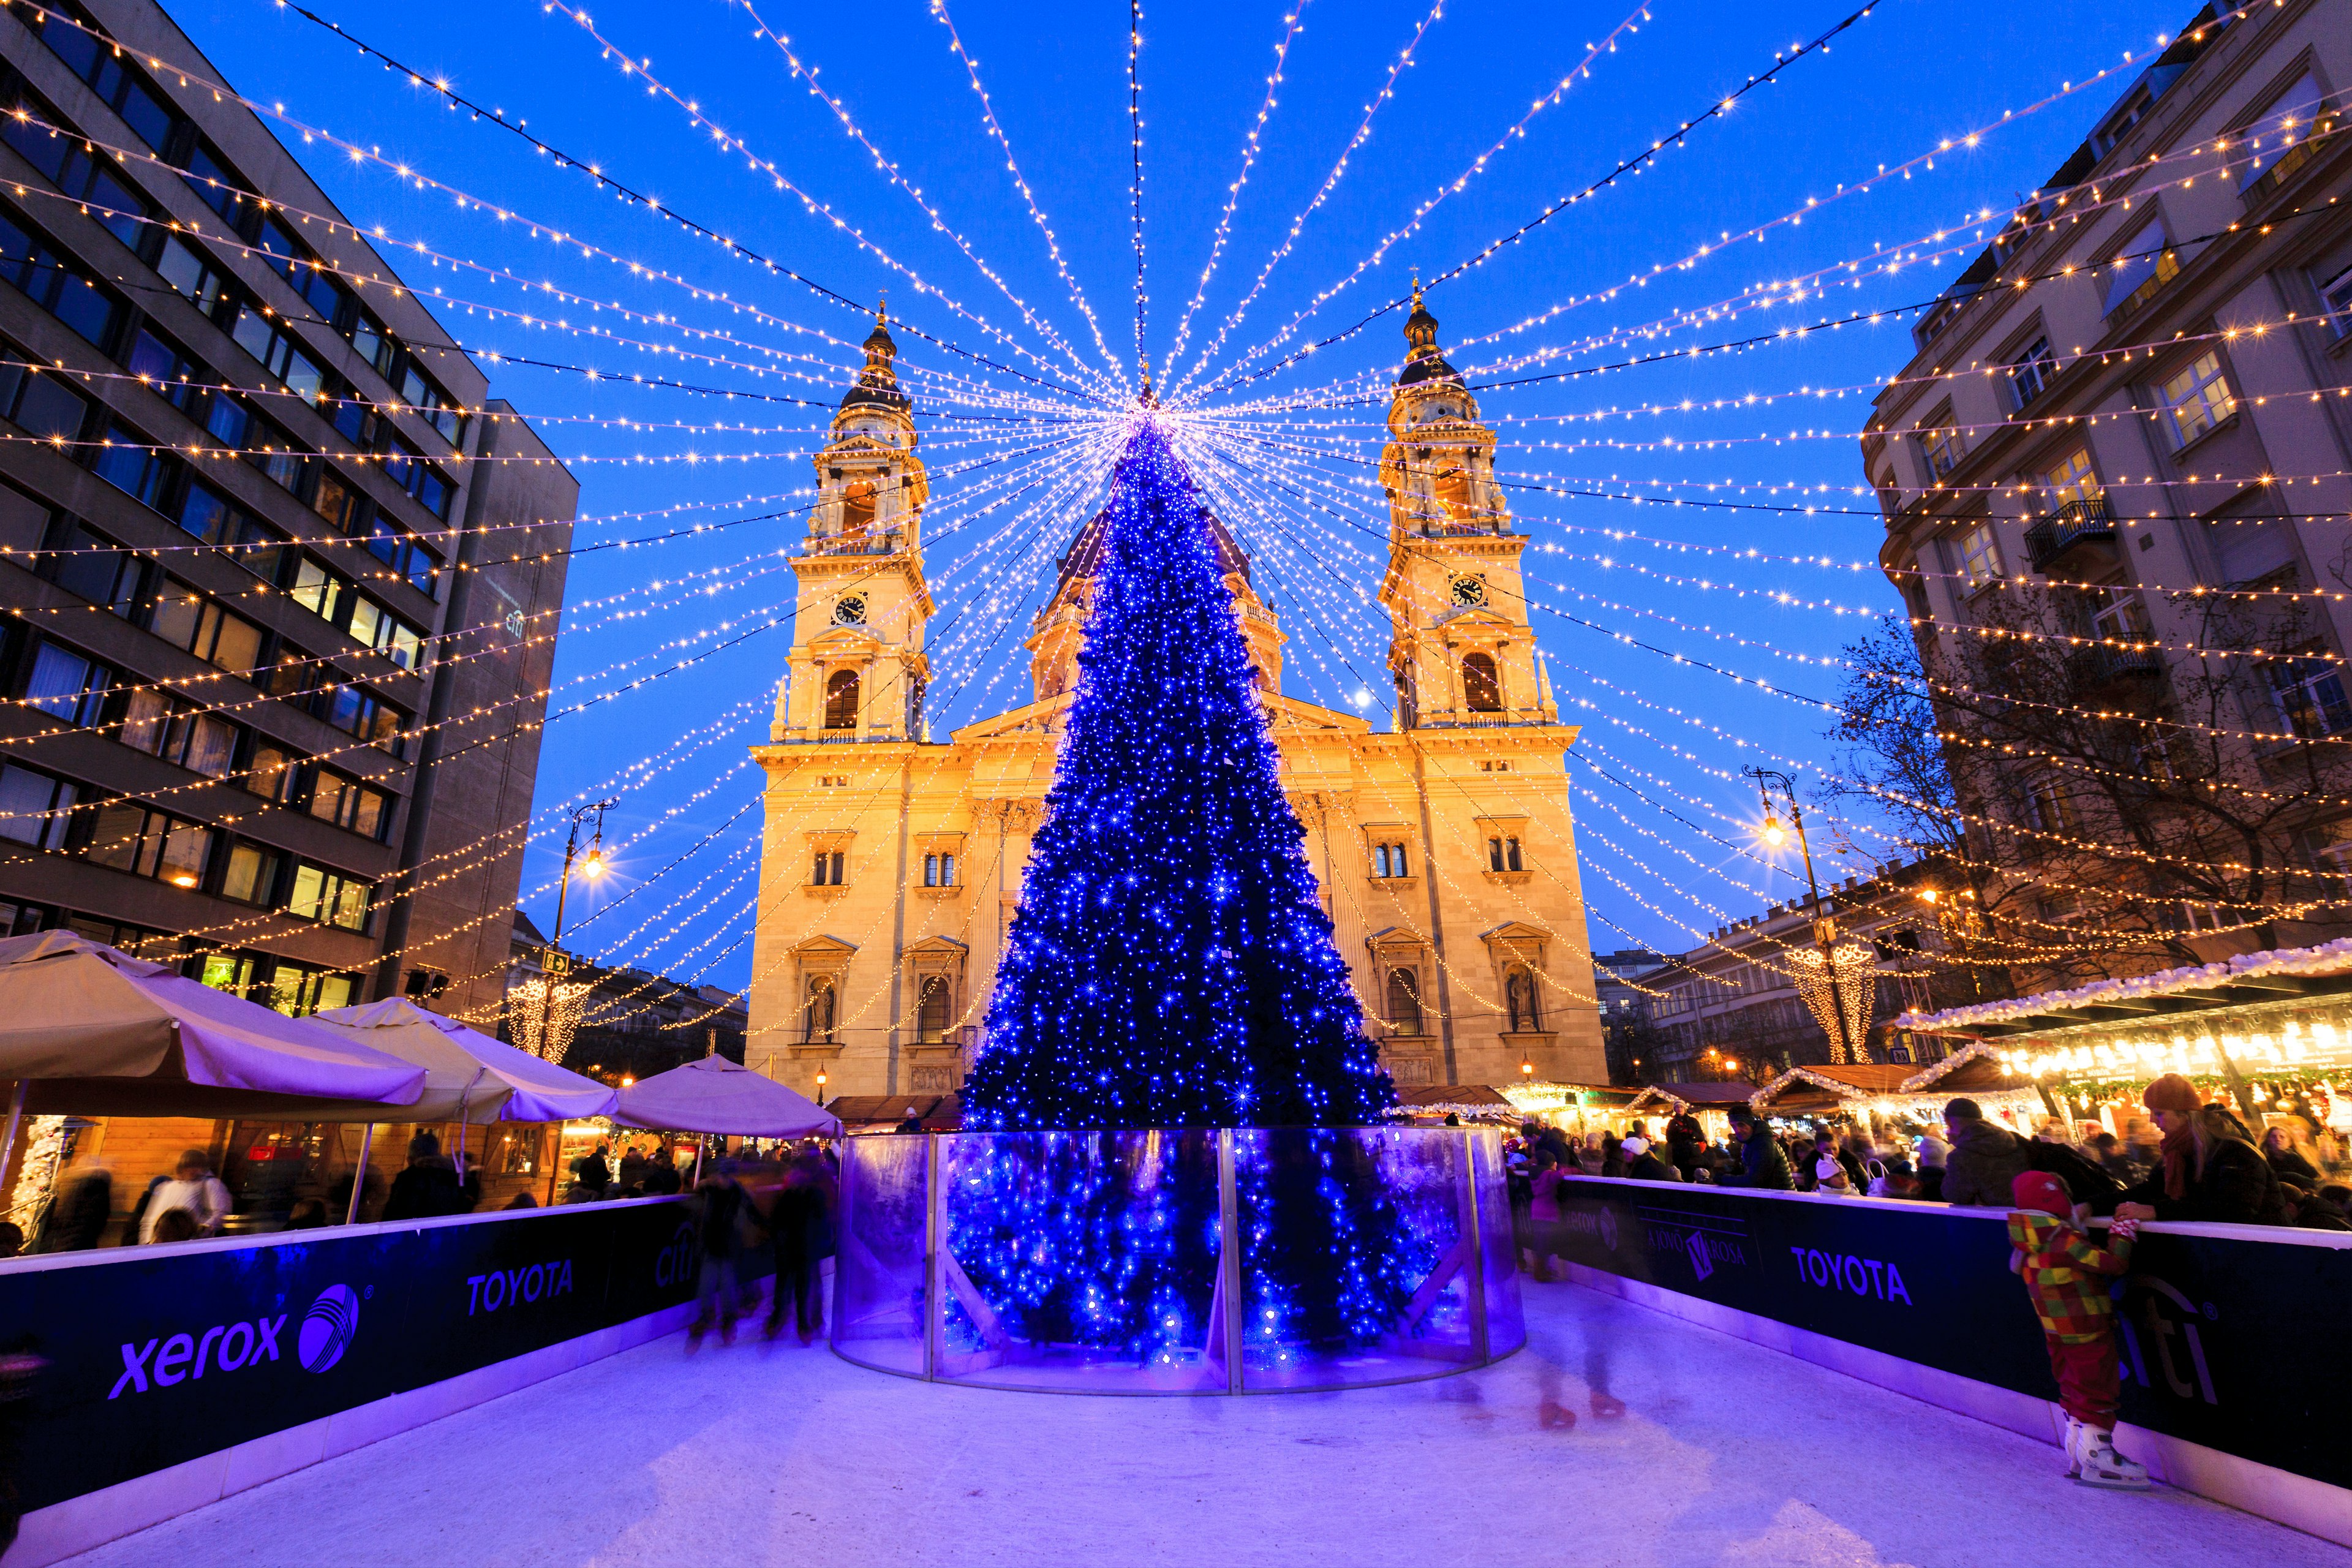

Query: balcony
[[799, 530, 903, 558], [2024, 495, 2117, 573], [2068, 644, 2163, 692]]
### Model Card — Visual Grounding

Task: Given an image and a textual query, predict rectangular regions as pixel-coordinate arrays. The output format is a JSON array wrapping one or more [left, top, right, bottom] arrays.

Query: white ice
[[59, 1281, 2340, 1567]]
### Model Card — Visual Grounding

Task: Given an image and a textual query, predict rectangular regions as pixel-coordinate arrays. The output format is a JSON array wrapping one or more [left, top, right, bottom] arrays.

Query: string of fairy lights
[[0, 0, 2335, 1069]]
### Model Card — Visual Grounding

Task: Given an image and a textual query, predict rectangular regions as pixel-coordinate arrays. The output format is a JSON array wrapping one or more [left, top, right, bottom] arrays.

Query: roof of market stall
[[1898, 938, 2352, 1039], [1749, 1055, 2010, 1115]]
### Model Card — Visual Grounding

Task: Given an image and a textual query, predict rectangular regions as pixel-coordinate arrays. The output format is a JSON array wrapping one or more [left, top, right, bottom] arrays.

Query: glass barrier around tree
[[1471, 1129, 1527, 1359], [831, 1133, 930, 1378], [834, 1125, 1522, 1394], [938, 1129, 1224, 1393]]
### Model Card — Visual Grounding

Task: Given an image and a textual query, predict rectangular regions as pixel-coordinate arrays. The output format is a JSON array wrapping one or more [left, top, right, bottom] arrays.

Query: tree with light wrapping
[[963, 422, 1395, 1131], [951, 423, 1421, 1368]]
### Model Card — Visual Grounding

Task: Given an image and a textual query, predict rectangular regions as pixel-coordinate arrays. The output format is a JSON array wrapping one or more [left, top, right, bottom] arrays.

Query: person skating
[[2007, 1170, 2149, 1489], [764, 1153, 831, 1343], [688, 1160, 752, 1348]]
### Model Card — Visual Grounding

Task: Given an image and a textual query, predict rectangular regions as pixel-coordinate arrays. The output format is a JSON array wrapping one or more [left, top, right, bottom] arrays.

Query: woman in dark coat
[[2116, 1075, 2286, 1227]]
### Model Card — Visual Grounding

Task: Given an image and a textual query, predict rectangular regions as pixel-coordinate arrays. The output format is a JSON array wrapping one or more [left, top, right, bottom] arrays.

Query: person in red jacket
[[2008, 1170, 2148, 1490]]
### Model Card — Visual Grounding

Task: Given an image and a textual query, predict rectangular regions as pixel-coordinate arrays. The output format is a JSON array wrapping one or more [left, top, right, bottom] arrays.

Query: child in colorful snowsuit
[[2007, 1170, 2149, 1489]]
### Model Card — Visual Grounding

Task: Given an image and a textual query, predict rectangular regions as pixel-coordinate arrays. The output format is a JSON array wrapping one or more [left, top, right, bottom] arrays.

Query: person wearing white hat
[[1814, 1155, 1855, 1196], [1622, 1137, 1680, 1183]]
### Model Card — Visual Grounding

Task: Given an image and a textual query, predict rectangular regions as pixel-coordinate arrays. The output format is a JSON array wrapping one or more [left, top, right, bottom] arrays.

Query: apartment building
[[1644, 860, 1953, 1080], [1593, 947, 1664, 1084], [1863, 0, 2352, 975], [0, 0, 573, 1020]]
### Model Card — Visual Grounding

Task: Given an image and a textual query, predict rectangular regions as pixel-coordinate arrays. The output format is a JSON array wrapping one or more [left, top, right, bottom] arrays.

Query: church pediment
[[806, 625, 891, 657], [1477, 921, 1552, 946], [791, 935, 860, 957], [950, 691, 1075, 742], [906, 935, 969, 956], [1365, 925, 1430, 956]]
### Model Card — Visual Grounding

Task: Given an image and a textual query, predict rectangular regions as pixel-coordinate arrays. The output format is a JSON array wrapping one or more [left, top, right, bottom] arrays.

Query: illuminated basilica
[[745, 297, 1605, 1099]]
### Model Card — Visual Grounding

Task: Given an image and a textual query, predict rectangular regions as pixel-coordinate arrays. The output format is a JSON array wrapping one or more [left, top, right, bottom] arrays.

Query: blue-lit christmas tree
[[963, 421, 1395, 1131]]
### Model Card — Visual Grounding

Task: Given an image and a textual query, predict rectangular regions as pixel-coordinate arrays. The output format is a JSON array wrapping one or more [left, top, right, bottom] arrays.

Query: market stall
[[1623, 1081, 1758, 1145], [821, 1095, 960, 1134], [1746, 1056, 2026, 1132], [1499, 1080, 1642, 1137], [1900, 938, 2352, 1156], [1387, 1084, 1518, 1124]]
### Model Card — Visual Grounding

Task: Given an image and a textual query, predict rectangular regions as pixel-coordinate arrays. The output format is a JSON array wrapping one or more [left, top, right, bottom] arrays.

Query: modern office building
[[0, 0, 573, 1020]]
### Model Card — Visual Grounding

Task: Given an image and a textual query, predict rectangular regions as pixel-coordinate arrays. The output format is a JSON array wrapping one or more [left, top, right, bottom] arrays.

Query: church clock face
[[1450, 575, 1487, 608], [833, 594, 869, 626]]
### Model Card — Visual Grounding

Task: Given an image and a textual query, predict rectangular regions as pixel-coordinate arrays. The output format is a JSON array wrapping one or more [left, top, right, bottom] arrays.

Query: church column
[[1411, 745, 1458, 1083], [884, 757, 914, 1096]]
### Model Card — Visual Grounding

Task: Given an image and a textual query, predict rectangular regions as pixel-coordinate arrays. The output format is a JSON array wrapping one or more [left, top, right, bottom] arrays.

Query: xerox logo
[[109, 1283, 364, 1399], [299, 1284, 362, 1373]]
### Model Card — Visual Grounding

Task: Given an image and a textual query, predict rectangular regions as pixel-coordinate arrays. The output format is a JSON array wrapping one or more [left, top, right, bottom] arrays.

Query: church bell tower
[[1377, 285, 1555, 730], [774, 307, 935, 742]]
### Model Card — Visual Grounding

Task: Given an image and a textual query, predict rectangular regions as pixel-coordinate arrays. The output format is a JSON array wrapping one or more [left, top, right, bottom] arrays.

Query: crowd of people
[[1506, 1072, 2352, 1275], [12, 1129, 769, 1251]]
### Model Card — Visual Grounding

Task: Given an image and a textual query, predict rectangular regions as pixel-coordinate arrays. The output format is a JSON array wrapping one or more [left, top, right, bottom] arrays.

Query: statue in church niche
[[1506, 967, 1540, 1033]]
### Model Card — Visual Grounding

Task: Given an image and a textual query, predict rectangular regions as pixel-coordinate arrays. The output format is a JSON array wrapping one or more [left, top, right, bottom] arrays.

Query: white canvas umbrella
[[311, 998, 619, 1124], [309, 998, 622, 1223], [0, 931, 428, 1177], [614, 1055, 839, 1138]]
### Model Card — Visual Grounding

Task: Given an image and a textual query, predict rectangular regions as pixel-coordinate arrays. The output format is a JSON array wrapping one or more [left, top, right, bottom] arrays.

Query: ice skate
[[2076, 1432, 2150, 1490]]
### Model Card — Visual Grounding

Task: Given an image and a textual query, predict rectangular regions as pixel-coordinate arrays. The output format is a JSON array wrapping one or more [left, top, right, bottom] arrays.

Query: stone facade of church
[[745, 298, 1606, 1101]]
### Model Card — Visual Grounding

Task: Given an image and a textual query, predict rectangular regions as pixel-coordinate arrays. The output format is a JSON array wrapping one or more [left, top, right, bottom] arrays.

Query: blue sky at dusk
[[159, 0, 2168, 983]]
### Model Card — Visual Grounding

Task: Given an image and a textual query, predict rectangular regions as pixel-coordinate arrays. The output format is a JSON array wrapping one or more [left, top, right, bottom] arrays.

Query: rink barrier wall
[[1550, 1176, 2352, 1546], [0, 1196, 760, 1567]]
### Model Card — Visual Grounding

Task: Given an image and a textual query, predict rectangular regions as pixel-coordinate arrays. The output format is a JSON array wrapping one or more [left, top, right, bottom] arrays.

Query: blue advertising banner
[[0, 1197, 752, 1513], [1548, 1177, 2352, 1490]]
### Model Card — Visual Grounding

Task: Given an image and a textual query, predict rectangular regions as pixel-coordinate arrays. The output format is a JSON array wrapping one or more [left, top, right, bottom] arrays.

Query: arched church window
[[804, 975, 837, 1045], [1434, 466, 1473, 525], [1387, 968, 1424, 1036], [841, 478, 877, 537], [1506, 966, 1541, 1033], [824, 668, 859, 729], [1463, 652, 1501, 712], [918, 974, 952, 1042]]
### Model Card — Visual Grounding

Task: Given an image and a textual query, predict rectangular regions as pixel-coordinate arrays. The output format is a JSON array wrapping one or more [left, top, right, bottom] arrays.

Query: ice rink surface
[[62, 1279, 2346, 1568]]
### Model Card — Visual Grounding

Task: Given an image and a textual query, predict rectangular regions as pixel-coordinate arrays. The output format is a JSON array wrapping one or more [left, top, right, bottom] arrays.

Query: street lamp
[[511, 797, 617, 1062], [815, 1066, 829, 1108], [1746, 767, 1869, 1066]]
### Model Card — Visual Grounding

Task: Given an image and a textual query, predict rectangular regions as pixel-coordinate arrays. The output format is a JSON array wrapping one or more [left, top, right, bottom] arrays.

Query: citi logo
[[654, 1222, 699, 1287], [2119, 1273, 2218, 1406], [465, 1259, 576, 1316], [110, 1284, 362, 1399]]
